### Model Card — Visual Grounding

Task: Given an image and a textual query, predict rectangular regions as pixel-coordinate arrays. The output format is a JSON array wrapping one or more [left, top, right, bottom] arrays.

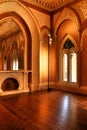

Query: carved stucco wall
[[53, 0, 87, 88], [72, 0, 87, 23], [72, 0, 87, 86], [54, 7, 81, 35]]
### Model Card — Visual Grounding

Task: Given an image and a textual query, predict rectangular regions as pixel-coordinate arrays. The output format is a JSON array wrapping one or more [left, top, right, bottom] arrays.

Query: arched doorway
[[0, 14, 32, 71], [0, 1, 40, 95]]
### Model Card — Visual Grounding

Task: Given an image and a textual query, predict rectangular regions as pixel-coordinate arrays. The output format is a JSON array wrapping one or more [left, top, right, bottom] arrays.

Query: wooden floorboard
[[0, 90, 87, 130]]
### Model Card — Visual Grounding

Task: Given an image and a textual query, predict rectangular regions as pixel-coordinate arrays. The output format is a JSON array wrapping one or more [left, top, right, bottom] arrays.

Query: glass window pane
[[70, 53, 77, 82], [62, 54, 68, 81], [13, 59, 16, 70], [15, 58, 18, 70], [3, 57, 7, 70]]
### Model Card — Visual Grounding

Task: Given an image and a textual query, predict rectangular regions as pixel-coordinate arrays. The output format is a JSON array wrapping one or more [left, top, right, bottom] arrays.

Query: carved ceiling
[[20, 0, 75, 11]]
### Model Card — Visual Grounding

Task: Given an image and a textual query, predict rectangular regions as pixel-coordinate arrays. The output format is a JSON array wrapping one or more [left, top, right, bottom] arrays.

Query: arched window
[[3, 56, 7, 70], [12, 54, 18, 70], [12, 56, 18, 70], [60, 38, 77, 84], [11, 41, 19, 70]]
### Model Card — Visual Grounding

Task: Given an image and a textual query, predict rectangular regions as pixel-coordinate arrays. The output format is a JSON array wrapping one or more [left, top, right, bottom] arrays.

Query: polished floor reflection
[[0, 90, 87, 130]]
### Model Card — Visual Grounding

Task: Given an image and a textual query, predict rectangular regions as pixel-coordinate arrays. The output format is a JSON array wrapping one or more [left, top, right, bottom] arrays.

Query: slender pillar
[[48, 34, 52, 91]]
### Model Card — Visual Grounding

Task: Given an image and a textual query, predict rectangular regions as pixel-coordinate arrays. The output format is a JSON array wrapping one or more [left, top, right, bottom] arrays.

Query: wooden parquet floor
[[0, 90, 87, 130]]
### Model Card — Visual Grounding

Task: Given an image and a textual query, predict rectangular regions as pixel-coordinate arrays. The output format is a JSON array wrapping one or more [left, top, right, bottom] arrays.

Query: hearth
[[1, 78, 19, 91], [0, 71, 29, 96]]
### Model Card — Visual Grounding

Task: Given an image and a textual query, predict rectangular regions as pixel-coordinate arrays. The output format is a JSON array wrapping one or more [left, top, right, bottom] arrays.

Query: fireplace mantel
[[0, 70, 32, 73], [0, 70, 32, 96]]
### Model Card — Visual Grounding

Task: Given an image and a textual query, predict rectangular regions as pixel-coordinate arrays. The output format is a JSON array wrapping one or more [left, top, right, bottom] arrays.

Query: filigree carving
[[78, 1, 87, 19], [54, 7, 81, 35], [73, 0, 87, 22]]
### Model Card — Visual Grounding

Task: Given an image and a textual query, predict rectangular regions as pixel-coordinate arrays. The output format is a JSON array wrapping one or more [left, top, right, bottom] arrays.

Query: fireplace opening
[[1, 78, 19, 91]]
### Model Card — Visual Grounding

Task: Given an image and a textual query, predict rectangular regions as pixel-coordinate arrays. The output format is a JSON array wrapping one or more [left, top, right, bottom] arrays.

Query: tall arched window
[[12, 56, 18, 70], [11, 41, 19, 70], [60, 38, 77, 84]]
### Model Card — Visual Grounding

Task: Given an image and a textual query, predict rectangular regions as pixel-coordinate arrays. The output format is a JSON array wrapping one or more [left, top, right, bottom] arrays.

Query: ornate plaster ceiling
[[21, 0, 75, 11]]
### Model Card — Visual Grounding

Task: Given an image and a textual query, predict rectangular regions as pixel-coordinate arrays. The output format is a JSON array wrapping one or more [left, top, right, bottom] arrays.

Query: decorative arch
[[59, 34, 78, 54], [1, 78, 19, 91], [54, 7, 81, 88], [40, 25, 50, 41], [54, 7, 81, 35], [0, 0, 40, 90], [59, 34, 78, 84], [0, 74, 21, 92]]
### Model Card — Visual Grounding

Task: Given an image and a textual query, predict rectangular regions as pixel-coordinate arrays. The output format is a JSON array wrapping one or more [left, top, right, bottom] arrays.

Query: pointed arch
[[54, 7, 81, 36], [59, 34, 78, 84], [59, 34, 78, 54], [0, 0, 40, 91]]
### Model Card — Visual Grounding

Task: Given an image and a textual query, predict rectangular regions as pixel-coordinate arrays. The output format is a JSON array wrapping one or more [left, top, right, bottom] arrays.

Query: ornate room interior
[[0, 0, 87, 95], [1, 0, 87, 130]]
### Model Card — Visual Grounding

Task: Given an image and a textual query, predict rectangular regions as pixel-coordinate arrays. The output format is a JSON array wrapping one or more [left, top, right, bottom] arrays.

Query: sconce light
[[48, 34, 52, 45]]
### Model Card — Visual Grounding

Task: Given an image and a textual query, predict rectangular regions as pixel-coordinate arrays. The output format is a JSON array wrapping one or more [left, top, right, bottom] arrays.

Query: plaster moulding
[[18, 0, 75, 11], [54, 7, 81, 35]]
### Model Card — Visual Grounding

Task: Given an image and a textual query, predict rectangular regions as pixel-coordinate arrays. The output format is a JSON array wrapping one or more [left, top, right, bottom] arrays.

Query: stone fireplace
[[0, 71, 29, 96], [1, 78, 19, 91]]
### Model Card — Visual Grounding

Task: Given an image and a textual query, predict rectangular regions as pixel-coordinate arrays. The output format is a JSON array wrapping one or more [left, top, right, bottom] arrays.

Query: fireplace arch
[[0, 72, 24, 93], [1, 78, 19, 91]]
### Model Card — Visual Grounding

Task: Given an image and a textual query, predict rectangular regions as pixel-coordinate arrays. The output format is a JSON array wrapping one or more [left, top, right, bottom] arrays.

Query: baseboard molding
[[0, 89, 29, 96], [54, 83, 87, 95], [29, 82, 55, 91]]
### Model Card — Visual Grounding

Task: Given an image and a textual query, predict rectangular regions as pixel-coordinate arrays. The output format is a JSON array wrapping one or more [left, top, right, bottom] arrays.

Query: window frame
[[59, 36, 78, 87]]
